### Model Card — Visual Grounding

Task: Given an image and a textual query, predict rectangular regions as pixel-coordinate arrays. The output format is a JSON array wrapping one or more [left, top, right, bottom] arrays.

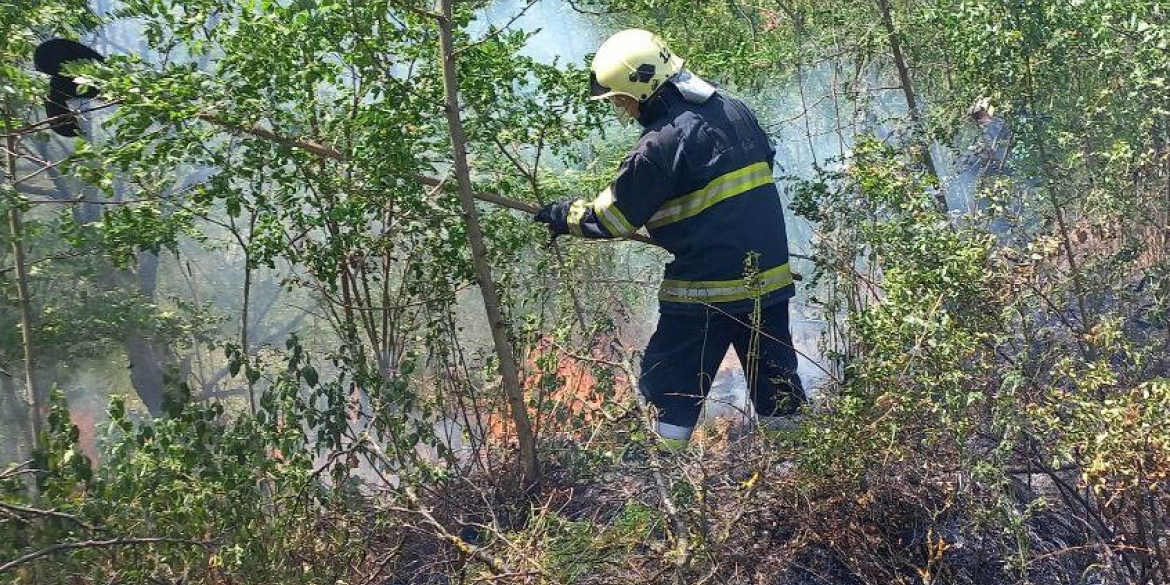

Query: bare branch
[[0, 501, 97, 531], [0, 537, 215, 574], [1, 102, 121, 138], [453, 0, 541, 58], [0, 462, 36, 481]]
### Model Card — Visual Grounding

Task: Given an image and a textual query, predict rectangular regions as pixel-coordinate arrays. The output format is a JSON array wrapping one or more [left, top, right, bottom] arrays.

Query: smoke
[[475, 0, 603, 65]]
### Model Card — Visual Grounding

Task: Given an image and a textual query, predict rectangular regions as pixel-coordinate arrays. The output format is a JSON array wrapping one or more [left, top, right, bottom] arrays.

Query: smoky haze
[[4, 0, 934, 466]]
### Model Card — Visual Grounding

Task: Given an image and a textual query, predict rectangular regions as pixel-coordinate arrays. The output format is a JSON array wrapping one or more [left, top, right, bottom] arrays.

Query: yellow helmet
[[589, 29, 685, 103]]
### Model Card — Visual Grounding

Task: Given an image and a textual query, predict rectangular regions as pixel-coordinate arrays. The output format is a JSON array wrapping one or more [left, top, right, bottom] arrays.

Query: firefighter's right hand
[[533, 201, 570, 237]]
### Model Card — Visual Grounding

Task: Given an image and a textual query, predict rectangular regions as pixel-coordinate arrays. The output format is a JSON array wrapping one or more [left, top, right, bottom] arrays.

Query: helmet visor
[[589, 71, 613, 100]]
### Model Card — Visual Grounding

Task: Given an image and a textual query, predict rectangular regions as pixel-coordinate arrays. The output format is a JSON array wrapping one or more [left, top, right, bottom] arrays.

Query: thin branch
[[453, 0, 541, 57], [618, 356, 692, 583], [197, 114, 347, 161], [1, 102, 122, 138], [0, 252, 87, 275], [14, 156, 70, 185], [402, 486, 517, 576], [24, 197, 155, 205], [0, 537, 215, 574], [0, 501, 96, 531], [0, 462, 35, 481]]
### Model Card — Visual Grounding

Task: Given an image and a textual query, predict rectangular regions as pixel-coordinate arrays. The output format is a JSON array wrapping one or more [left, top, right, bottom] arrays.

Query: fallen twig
[[402, 486, 515, 577], [362, 438, 536, 580]]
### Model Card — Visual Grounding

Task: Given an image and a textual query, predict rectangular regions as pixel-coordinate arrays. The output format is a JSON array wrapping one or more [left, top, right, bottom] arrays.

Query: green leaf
[[300, 366, 318, 386]]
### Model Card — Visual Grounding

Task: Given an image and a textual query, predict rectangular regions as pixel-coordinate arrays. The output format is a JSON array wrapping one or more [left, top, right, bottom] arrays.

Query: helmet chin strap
[[612, 100, 635, 125]]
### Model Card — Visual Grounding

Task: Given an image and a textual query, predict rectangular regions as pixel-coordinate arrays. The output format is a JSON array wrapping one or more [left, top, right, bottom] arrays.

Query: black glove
[[532, 201, 571, 237]]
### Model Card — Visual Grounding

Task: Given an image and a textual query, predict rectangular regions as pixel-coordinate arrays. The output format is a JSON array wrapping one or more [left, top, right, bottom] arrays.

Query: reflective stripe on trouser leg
[[635, 386, 694, 449], [656, 421, 694, 441]]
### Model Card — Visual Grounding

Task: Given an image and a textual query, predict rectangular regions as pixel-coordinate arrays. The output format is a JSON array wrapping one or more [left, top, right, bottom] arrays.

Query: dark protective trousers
[[639, 300, 805, 429]]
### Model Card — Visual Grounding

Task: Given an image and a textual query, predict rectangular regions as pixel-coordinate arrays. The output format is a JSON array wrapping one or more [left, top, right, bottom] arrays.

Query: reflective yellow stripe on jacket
[[565, 200, 589, 236], [647, 161, 773, 229], [566, 187, 637, 237], [591, 187, 636, 236], [659, 263, 793, 304]]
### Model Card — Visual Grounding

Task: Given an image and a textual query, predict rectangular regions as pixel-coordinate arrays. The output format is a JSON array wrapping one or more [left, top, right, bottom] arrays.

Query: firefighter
[[534, 29, 805, 451]]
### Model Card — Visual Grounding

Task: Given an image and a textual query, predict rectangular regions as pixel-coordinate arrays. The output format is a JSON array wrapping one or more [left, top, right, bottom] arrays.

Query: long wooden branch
[[197, 113, 661, 247], [24, 108, 805, 279]]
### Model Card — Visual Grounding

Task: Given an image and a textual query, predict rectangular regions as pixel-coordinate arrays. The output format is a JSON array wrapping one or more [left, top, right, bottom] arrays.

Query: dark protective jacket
[[555, 82, 794, 314]]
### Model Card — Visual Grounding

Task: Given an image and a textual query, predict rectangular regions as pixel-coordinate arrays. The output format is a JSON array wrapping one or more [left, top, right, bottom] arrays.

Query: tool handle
[[210, 117, 664, 248], [412, 173, 658, 247]]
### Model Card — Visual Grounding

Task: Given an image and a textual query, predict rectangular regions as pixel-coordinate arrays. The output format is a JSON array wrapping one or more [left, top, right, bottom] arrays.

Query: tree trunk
[[125, 338, 169, 415], [0, 372, 31, 465], [124, 252, 184, 416], [434, 0, 540, 491], [6, 131, 43, 450], [875, 0, 949, 214]]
